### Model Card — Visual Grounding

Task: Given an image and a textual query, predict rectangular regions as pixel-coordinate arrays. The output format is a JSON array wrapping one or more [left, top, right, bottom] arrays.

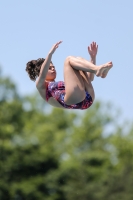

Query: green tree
[[0, 67, 133, 200], [101, 124, 133, 200]]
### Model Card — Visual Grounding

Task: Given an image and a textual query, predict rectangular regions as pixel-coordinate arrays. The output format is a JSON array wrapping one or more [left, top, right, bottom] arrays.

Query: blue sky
[[0, 0, 133, 122]]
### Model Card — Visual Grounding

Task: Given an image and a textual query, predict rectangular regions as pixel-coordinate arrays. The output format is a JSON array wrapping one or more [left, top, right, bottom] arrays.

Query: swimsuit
[[46, 81, 93, 110]]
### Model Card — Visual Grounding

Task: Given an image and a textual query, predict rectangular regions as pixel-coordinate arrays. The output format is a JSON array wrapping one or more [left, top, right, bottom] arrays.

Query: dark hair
[[26, 58, 53, 81], [25, 58, 45, 81]]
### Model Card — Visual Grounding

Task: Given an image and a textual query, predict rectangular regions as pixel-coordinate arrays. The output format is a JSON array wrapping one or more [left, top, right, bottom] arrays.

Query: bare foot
[[96, 62, 113, 78]]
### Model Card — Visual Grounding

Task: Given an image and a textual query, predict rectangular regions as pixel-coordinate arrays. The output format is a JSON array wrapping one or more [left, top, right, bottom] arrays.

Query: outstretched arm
[[36, 41, 62, 89], [87, 42, 98, 81], [36, 53, 52, 89]]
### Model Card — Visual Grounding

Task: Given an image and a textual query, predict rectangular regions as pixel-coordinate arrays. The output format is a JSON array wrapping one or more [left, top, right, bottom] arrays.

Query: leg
[[67, 56, 113, 77], [87, 72, 94, 81], [64, 56, 112, 105], [76, 57, 95, 81], [64, 60, 86, 105], [64, 57, 96, 105], [79, 70, 95, 101]]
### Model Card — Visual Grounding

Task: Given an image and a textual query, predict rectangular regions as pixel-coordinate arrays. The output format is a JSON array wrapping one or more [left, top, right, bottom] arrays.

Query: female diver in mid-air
[[26, 41, 113, 110]]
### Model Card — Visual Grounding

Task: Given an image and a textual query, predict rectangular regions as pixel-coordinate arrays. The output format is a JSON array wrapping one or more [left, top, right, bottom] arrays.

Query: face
[[45, 63, 56, 81]]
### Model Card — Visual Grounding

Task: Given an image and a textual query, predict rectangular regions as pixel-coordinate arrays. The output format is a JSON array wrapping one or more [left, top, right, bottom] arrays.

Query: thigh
[[64, 58, 86, 105], [80, 71, 95, 101]]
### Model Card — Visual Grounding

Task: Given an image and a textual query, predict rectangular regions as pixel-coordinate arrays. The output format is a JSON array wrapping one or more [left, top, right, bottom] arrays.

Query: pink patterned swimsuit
[[46, 81, 93, 110]]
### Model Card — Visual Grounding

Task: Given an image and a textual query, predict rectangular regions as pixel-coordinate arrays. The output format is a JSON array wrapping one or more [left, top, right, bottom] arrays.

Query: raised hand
[[88, 42, 98, 58], [49, 41, 62, 55]]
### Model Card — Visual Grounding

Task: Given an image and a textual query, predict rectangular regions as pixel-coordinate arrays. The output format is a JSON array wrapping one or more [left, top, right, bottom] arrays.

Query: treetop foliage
[[0, 68, 133, 200]]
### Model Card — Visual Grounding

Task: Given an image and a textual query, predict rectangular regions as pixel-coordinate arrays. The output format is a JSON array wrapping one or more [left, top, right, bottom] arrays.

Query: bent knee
[[64, 56, 75, 64], [76, 56, 84, 60]]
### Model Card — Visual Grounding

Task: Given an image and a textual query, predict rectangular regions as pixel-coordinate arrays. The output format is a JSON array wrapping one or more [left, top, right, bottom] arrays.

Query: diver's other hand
[[49, 41, 63, 55], [88, 41, 98, 58]]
